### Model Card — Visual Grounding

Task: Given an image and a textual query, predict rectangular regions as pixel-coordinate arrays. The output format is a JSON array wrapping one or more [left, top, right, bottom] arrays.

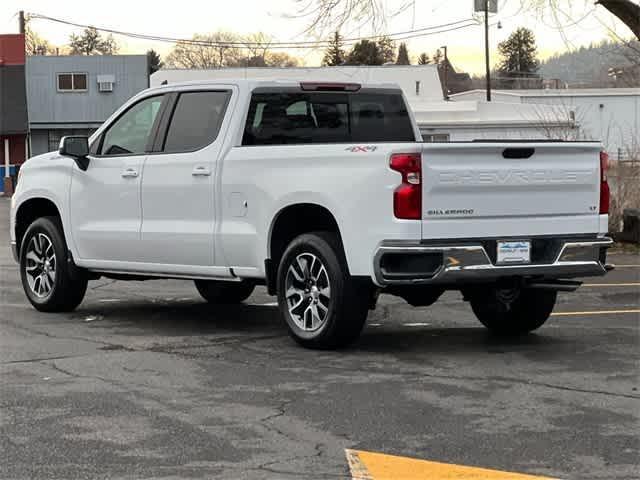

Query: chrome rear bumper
[[373, 237, 613, 286]]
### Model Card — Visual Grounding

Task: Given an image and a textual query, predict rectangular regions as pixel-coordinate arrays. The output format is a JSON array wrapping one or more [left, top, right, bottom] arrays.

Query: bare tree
[[608, 137, 640, 233], [294, 0, 640, 40], [265, 52, 300, 67], [530, 101, 583, 141], [292, 0, 391, 36], [25, 25, 54, 55], [165, 32, 245, 69], [243, 32, 274, 65]]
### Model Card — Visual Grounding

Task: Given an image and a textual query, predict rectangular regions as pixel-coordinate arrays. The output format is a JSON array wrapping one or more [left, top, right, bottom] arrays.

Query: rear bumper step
[[373, 237, 613, 286]]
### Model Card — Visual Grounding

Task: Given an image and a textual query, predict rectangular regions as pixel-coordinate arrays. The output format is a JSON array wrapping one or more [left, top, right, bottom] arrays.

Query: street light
[[484, 0, 491, 101], [475, 0, 498, 101]]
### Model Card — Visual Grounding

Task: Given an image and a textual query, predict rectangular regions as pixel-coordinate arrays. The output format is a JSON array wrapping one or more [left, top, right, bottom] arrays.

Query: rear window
[[242, 90, 414, 146]]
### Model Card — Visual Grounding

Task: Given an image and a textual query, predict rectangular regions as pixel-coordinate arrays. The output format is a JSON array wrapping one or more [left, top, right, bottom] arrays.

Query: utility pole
[[19, 10, 25, 34], [441, 45, 449, 100], [484, 0, 491, 101]]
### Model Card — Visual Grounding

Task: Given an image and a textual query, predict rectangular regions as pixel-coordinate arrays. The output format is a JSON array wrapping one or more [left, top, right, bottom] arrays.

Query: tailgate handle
[[502, 148, 535, 159]]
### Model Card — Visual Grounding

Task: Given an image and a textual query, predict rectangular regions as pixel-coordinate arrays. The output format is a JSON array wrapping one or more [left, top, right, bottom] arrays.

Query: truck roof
[[147, 78, 403, 93]]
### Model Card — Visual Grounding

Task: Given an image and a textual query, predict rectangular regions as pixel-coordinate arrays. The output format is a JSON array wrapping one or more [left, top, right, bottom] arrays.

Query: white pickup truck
[[10, 79, 612, 348]]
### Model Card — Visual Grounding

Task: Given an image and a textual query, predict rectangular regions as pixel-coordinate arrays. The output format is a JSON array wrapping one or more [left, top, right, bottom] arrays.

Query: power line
[[27, 13, 481, 49]]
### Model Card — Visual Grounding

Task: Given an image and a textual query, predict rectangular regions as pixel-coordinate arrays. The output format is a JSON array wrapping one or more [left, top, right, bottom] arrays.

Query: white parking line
[[551, 309, 640, 316], [403, 322, 431, 327]]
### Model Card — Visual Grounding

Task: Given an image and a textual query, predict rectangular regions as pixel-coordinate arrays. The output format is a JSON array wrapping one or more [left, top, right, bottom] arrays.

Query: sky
[[1, 0, 634, 74]]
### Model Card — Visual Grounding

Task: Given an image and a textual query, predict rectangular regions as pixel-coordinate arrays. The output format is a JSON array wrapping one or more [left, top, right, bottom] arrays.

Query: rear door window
[[242, 90, 414, 146], [163, 90, 231, 153]]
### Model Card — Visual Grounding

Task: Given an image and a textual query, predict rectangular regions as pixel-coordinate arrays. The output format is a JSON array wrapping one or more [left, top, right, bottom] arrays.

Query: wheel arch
[[266, 203, 347, 294], [15, 197, 63, 256]]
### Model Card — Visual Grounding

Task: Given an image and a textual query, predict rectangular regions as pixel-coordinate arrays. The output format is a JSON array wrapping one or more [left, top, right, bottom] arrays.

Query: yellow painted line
[[582, 283, 640, 287], [346, 449, 556, 480], [551, 309, 640, 317]]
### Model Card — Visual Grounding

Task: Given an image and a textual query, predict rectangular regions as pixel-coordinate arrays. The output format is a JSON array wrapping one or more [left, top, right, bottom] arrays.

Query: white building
[[411, 99, 575, 142], [151, 66, 575, 143], [152, 65, 445, 101], [450, 88, 640, 159]]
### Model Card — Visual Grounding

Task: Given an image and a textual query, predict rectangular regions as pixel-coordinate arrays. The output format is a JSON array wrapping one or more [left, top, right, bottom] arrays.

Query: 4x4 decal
[[345, 146, 378, 152]]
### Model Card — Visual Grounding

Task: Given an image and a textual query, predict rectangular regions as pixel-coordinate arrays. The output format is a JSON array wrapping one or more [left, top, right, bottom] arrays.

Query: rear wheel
[[194, 280, 255, 304], [20, 216, 87, 312], [469, 286, 557, 336], [276, 232, 370, 349]]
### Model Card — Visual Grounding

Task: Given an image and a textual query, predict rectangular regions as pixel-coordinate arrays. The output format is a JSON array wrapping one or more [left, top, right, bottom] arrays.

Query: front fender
[[11, 155, 77, 258]]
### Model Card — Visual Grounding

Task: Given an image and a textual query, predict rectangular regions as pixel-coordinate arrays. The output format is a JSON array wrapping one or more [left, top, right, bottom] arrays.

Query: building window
[[57, 73, 88, 92], [423, 133, 450, 142]]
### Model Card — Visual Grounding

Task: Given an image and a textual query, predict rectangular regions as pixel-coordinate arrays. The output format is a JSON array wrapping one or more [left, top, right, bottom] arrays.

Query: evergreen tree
[[497, 27, 540, 87], [417, 52, 430, 65], [322, 31, 346, 66], [147, 49, 164, 76], [69, 27, 118, 55], [346, 39, 383, 65], [377, 36, 396, 64], [396, 42, 410, 65]]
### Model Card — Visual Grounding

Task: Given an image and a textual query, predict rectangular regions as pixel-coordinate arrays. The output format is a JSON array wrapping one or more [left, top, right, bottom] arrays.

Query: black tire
[[276, 231, 370, 349], [469, 286, 557, 336], [19, 216, 87, 312], [194, 280, 255, 304]]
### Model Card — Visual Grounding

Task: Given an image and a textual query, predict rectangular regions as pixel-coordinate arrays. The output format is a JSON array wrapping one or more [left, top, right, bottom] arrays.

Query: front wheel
[[276, 232, 370, 349], [20, 216, 88, 312], [469, 286, 557, 336]]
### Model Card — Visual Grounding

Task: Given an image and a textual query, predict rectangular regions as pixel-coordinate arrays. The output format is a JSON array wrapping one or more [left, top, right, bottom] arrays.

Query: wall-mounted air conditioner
[[97, 74, 115, 93]]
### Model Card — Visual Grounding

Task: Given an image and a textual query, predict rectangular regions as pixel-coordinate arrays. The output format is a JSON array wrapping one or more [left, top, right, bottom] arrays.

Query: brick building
[[0, 33, 28, 194]]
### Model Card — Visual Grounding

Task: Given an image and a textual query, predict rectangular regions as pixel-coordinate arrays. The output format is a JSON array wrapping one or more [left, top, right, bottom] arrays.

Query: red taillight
[[390, 153, 422, 220], [600, 151, 610, 214]]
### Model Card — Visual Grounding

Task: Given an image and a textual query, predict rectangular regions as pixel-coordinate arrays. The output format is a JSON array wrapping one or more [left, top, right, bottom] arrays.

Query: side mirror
[[59, 136, 90, 171]]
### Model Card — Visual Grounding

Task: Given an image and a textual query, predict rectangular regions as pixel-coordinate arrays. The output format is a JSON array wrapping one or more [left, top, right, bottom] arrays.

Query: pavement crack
[[1, 353, 95, 365], [90, 279, 118, 290], [400, 370, 640, 400], [0, 313, 136, 352], [47, 362, 84, 379], [46, 360, 127, 391]]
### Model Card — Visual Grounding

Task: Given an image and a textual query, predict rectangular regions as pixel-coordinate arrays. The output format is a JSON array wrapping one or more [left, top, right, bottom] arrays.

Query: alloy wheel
[[24, 233, 56, 298], [284, 253, 331, 332]]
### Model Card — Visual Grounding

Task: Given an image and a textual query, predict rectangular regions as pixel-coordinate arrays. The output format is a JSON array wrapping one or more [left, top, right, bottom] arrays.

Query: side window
[[100, 95, 164, 156], [163, 91, 231, 153]]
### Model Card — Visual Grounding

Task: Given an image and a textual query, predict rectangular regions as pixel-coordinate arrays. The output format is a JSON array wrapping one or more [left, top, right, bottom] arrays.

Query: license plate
[[497, 241, 531, 264]]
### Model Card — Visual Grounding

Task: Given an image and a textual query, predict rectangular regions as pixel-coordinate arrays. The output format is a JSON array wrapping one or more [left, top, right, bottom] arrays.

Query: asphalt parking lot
[[1, 197, 638, 479]]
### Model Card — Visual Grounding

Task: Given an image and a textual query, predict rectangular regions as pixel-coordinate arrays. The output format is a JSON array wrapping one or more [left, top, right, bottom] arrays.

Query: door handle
[[192, 166, 211, 177], [121, 168, 138, 178]]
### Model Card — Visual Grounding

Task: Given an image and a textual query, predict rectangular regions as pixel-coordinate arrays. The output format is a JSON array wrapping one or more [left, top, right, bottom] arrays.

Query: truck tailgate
[[421, 142, 602, 239]]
